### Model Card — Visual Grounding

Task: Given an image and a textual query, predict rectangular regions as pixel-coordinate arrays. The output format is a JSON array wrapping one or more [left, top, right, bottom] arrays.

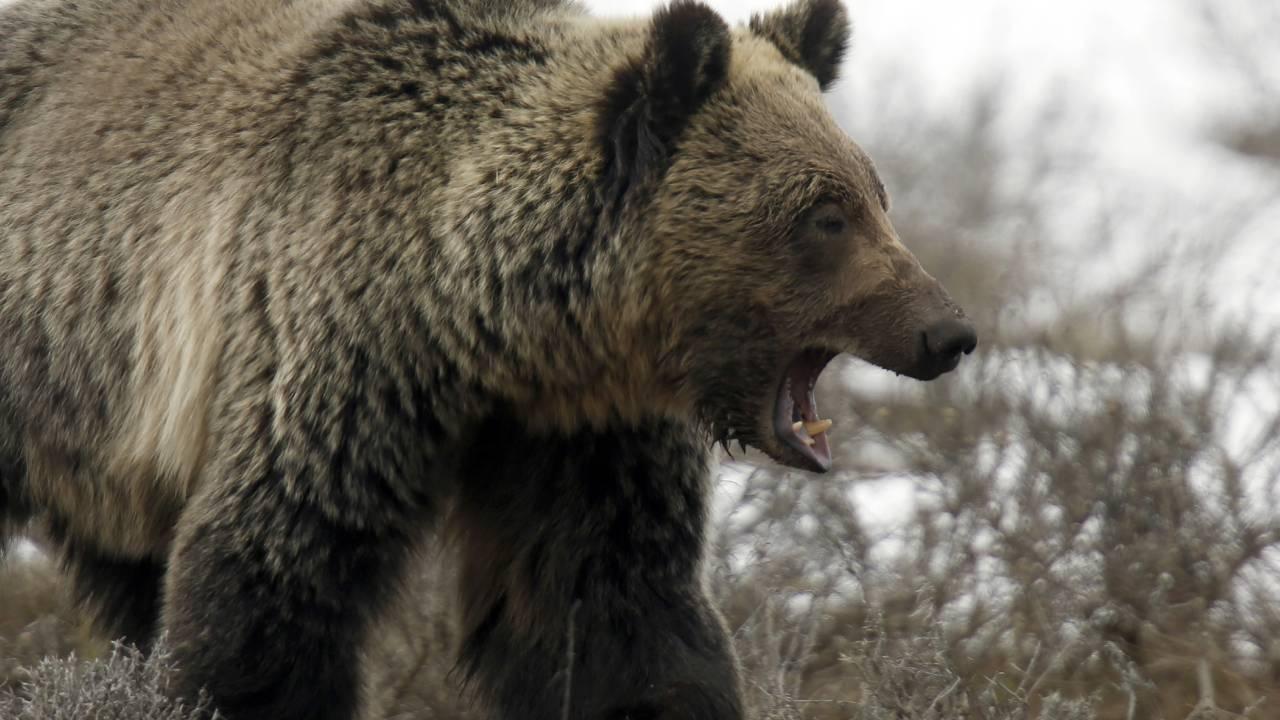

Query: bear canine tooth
[[803, 419, 832, 436]]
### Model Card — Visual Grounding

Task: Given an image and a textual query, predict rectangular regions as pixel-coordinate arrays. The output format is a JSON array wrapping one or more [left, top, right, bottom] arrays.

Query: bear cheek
[[796, 240, 840, 280], [789, 230, 864, 316]]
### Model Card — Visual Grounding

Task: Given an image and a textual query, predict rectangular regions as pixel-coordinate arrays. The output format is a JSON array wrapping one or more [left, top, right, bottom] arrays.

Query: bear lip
[[772, 348, 838, 473]]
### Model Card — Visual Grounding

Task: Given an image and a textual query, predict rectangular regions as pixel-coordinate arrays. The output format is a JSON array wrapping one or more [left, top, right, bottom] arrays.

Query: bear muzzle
[[766, 310, 977, 474]]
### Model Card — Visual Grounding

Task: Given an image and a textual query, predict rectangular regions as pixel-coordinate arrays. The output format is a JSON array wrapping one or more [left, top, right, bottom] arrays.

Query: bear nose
[[922, 317, 977, 366]]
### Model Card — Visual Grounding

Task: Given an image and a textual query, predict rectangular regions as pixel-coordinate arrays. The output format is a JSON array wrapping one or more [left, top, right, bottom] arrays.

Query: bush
[[0, 642, 219, 720]]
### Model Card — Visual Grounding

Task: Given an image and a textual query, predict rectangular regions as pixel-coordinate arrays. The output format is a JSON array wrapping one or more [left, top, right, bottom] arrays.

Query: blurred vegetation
[[1201, 1, 1280, 165], [3, 3, 1279, 719]]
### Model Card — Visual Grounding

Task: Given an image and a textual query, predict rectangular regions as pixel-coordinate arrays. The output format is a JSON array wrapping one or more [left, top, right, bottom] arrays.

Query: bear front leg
[[161, 347, 449, 720], [455, 415, 744, 720], [163, 482, 417, 720]]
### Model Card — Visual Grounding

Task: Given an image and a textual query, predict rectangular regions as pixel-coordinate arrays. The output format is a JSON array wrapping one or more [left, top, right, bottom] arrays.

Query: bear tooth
[[803, 419, 832, 436], [792, 421, 804, 434], [802, 436, 815, 447]]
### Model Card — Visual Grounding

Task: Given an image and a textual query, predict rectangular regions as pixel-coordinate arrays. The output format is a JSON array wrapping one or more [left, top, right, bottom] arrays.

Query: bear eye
[[816, 215, 846, 235], [808, 204, 847, 236]]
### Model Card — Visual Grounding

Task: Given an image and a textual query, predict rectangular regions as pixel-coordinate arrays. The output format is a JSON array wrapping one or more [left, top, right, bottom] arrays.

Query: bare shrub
[[708, 310, 1278, 719], [0, 641, 219, 720]]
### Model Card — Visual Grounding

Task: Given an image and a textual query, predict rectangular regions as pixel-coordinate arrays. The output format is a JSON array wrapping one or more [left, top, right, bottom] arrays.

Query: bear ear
[[598, 1, 731, 216], [749, 0, 850, 91]]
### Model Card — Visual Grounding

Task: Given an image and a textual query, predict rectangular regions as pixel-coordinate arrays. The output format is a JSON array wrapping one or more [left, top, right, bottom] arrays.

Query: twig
[[1196, 656, 1217, 711], [926, 677, 962, 714]]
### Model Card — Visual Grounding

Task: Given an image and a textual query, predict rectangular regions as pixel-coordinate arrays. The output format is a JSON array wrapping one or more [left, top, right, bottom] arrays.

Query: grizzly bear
[[0, 0, 975, 718]]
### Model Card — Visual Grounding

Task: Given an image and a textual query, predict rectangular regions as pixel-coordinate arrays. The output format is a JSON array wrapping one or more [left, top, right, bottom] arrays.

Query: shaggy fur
[[0, 0, 972, 718]]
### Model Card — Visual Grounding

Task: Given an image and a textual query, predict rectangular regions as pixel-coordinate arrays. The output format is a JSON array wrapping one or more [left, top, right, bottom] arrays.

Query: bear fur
[[0, 0, 974, 718]]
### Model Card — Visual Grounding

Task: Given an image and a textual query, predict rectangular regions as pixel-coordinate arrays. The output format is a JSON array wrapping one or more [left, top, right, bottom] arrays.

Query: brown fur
[[0, 1, 972, 718]]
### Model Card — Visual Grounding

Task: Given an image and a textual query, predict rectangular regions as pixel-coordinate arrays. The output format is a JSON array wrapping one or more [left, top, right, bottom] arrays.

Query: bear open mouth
[[773, 348, 838, 472]]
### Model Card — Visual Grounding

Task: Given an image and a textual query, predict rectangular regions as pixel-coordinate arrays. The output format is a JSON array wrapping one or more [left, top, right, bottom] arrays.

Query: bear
[[0, 0, 977, 718]]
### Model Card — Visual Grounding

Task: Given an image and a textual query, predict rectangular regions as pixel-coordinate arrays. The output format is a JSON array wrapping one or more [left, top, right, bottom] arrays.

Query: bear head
[[600, 0, 977, 473]]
